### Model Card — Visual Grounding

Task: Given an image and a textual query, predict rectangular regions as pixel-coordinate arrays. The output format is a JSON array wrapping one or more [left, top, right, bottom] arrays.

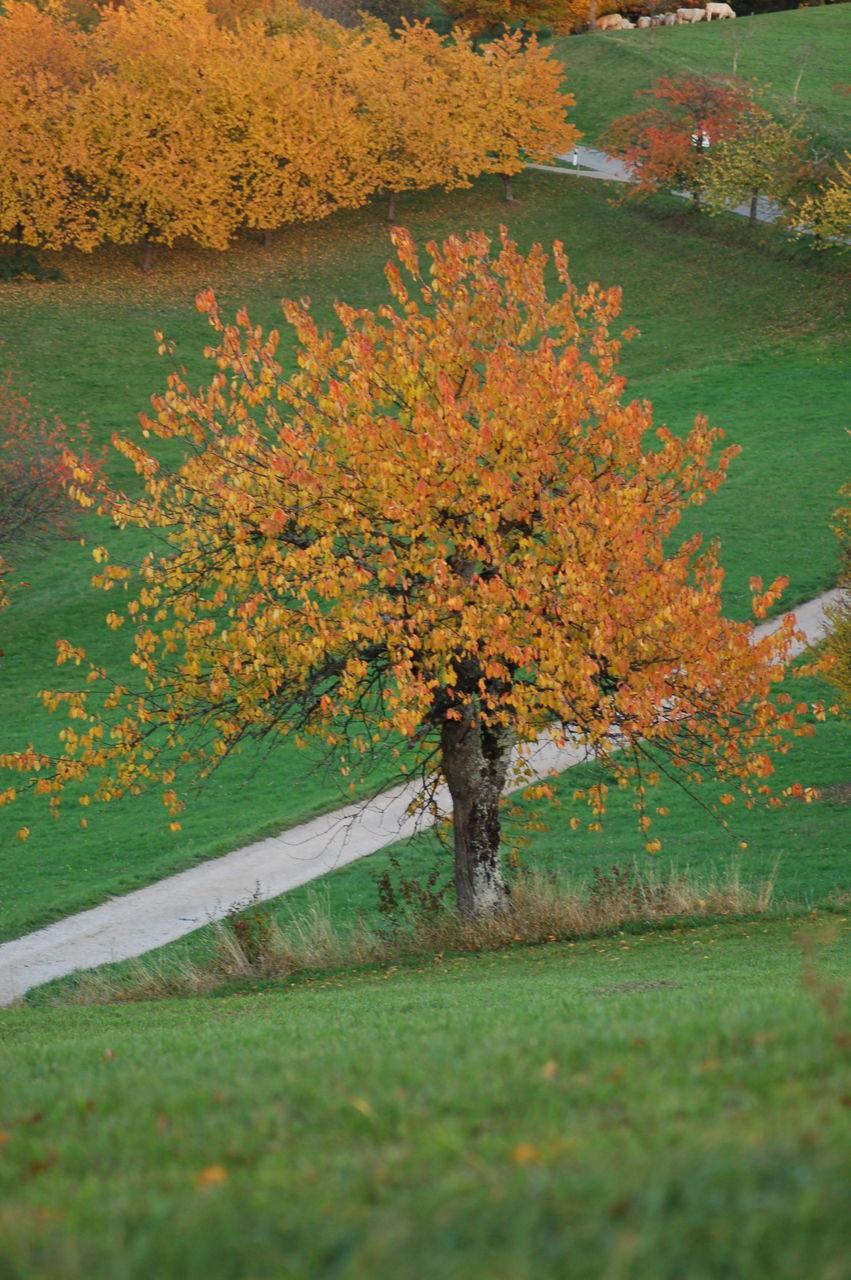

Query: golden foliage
[[795, 151, 851, 249], [0, 2, 577, 254], [5, 229, 815, 861]]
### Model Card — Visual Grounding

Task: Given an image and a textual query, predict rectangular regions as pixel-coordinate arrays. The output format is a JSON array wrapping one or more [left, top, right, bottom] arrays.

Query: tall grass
[[55, 864, 778, 1005]]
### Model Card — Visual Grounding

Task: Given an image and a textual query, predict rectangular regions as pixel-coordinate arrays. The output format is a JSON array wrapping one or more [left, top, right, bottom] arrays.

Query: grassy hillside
[[2, 920, 850, 1278], [0, 171, 847, 941], [555, 6, 851, 147]]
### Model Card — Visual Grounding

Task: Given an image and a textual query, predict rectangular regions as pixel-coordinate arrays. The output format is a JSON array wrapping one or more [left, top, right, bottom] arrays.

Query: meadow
[[1, 7, 850, 1274], [555, 5, 851, 148], [0, 170, 847, 940], [2, 920, 850, 1278]]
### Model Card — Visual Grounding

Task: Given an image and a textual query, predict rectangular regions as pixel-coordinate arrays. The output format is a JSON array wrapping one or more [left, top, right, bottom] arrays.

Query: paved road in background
[[529, 146, 783, 223]]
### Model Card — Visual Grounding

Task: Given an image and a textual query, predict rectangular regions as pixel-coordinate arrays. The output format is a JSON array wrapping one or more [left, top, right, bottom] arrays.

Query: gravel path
[[529, 145, 783, 223], [0, 588, 840, 1005]]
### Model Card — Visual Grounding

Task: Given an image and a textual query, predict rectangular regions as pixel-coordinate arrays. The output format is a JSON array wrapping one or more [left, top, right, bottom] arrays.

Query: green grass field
[[555, 5, 851, 148], [1, 169, 848, 941], [2, 920, 850, 1278], [1, 10, 851, 1273]]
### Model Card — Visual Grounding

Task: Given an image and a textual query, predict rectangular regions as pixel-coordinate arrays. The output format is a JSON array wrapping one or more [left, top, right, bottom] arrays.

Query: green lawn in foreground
[[2, 920, 850, 1279], [0, 171, 847, 940], [554, 6, 851, 148]]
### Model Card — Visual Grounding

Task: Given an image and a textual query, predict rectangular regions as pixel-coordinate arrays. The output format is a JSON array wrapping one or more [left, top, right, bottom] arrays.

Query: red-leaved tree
[[0, 371, 98, 617], [605, 74, 754, 205]]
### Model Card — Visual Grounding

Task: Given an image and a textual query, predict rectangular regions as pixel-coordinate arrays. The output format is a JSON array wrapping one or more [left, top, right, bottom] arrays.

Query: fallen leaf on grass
[[195, 1165, 228, 1188], [350, 1097, 376, 1120], [511, 1143, 539, 1165]]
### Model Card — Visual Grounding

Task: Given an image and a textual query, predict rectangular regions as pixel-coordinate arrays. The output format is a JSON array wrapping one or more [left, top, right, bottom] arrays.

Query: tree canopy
[[4, 228, 818, 916], [604, 74, 755, 203], [0, 1, 576, 258]]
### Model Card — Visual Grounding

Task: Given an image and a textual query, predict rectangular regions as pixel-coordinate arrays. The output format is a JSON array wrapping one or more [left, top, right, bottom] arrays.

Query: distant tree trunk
[[588, 0, 598, 28], [749, 190, 759, 225], [502, 173, 515, 202], [440, 707, 513, 918], [263, 228, 273, 250], [141, 237, 153, 273], [386, 190, 397, 222]]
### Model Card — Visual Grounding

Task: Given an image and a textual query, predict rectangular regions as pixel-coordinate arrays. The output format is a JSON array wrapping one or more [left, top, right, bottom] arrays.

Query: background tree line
[[0, 0, 577, 264]]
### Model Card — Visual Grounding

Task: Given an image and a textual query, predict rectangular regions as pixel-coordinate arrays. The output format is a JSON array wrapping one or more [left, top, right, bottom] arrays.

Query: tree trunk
[[502, 173, 514, 203], [263, 227, 272, 250], [588, 0, 598, 28], [440, 707, 513, 918], [386, 190, 397, 223], [749, 190, 759, 225], [141, 238, 153, 273]]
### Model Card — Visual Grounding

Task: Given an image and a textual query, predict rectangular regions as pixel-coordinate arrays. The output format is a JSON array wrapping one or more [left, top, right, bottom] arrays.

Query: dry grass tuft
[[57, 864, 777, 1005]]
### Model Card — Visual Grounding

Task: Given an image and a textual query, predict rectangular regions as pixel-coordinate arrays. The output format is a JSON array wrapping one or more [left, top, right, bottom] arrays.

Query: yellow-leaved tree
[[73, 0, 240, 265], [225, 23, 373, 247], [795, 151, 851, 250], [0, 2, 94, 250], [475, 31, 579, 201], [7, 229, 817, 917], [347, 21, 465, 222]]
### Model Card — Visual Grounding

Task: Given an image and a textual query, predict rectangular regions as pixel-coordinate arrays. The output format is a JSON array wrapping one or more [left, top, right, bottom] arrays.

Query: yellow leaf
[[350, 1097, 376, 1120], [195, 1165, 228, 1188]]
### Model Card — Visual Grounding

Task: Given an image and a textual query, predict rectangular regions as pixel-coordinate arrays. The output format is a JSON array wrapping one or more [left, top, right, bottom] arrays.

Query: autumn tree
[[0, 371, 97, 619], [73, 0, 241, 266], [14, 228, 813, 917], [605, 74, 753, 206], [347, 21, 468, 222], [701, 104, 811, 225], [224, 23, 372, 246], [794, 151, 851, 249], [439, 0, 570, 37], [474, 31, 579, 201], [0, 2, 94, 250]]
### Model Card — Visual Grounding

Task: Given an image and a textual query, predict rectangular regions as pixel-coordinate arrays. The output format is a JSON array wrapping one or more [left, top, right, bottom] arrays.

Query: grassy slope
[[555, 5, 851, 147], [0, 170, 847, 941], [2, 921, 850, 1279]]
